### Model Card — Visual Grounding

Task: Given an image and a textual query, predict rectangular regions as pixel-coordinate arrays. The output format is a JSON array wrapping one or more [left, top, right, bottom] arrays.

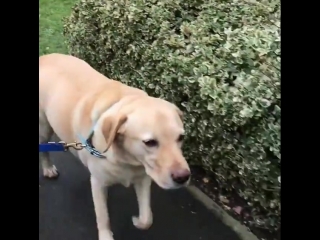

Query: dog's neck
[[75, 94, 146, 164], [114, 134, 144, 166], [90, 131, 143, 167]]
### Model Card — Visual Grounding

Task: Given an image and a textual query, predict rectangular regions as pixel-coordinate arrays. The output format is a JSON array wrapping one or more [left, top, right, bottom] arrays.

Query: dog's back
[[40, 53, 117, 109], [39, 53, 145, 142]]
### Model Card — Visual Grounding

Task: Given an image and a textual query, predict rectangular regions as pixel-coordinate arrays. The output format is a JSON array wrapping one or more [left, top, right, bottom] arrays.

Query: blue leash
[[39, 119, 106, 158], [39, 142, 66, 152], [38, 141, 85, 152]]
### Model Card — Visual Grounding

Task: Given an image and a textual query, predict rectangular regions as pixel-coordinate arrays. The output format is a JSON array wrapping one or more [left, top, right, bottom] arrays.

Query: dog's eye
[[177, 134, 184, 142], [143, 139, 158, 147]]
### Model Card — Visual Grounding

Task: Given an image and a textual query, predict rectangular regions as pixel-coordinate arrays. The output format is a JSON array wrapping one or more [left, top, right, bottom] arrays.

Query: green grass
[[39, 0, 76, 56]]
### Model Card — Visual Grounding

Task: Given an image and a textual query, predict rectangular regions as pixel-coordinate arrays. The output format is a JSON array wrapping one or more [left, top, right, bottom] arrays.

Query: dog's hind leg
[[39, 107, 59, 178]]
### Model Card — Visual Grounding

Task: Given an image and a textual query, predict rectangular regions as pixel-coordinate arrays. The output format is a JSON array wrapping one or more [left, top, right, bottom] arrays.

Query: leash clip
[[59, 141, 86, 151]]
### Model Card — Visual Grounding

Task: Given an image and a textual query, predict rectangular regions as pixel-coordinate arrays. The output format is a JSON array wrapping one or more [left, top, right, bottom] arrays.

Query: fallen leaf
[[219, 195, 230, 204], [223, 205, 231, 210], [202, 177, 209, 183], [233, 206, 243, 215]]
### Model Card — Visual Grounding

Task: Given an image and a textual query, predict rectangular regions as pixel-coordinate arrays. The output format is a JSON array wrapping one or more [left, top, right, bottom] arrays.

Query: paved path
[[39, 150, 241, 240]]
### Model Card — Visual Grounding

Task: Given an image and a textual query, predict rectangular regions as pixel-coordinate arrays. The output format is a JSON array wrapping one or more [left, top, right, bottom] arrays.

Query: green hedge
[[63, 0, 280, 233]]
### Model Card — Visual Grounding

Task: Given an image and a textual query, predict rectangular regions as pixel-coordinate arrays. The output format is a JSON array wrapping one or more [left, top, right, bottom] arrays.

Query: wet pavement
[[39, 150, 241, 240]]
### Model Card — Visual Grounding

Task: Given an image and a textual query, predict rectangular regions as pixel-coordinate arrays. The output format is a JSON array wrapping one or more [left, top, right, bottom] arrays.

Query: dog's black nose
[[171, 169, 190, 184]]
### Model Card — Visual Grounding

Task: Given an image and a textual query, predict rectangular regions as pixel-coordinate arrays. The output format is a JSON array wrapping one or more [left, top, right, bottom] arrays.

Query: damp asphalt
[[39, 149, 241, 240]]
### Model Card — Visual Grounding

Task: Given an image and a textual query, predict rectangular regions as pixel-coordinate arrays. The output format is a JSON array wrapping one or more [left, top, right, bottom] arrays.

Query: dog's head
[[94, 96, 190, 189]]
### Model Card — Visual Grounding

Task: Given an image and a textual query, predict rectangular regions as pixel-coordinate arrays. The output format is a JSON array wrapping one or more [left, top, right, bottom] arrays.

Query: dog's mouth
[[140, 157, 191, 189], [144, 167, 190, 190], [155, 179, 190, 190]]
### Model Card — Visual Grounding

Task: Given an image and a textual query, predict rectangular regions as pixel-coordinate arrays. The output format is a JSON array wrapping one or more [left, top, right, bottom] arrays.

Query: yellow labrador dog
[[39, 54, 191, 240]]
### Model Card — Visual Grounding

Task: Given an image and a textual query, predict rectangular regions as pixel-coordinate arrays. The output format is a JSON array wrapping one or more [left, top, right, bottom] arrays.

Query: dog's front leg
[[132, 175, 153, 230], [90, 176, 114, 240]]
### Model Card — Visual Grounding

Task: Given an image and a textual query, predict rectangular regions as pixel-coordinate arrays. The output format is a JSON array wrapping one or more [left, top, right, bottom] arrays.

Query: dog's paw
[[98, 229, 114, 240], [132, 214, 153, 230], [43, 165, 59, 179]]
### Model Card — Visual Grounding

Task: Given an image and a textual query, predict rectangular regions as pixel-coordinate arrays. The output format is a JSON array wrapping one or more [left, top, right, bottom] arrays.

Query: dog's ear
[[176, 107, 183, 121], [173, 105, 183, 122], [95, 114, 127, 153]]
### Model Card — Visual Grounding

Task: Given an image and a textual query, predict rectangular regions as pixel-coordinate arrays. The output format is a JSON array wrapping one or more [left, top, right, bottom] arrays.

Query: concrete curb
[[187, 185, 259, 240]]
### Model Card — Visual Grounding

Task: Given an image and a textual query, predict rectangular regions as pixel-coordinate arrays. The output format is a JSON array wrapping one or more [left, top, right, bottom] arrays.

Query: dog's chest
[[94, 161, 145, 187], [78, 151, 146, 187]]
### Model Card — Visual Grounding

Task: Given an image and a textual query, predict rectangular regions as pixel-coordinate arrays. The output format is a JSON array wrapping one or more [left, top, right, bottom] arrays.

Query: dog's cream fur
[[39, 54, 190, 240]]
